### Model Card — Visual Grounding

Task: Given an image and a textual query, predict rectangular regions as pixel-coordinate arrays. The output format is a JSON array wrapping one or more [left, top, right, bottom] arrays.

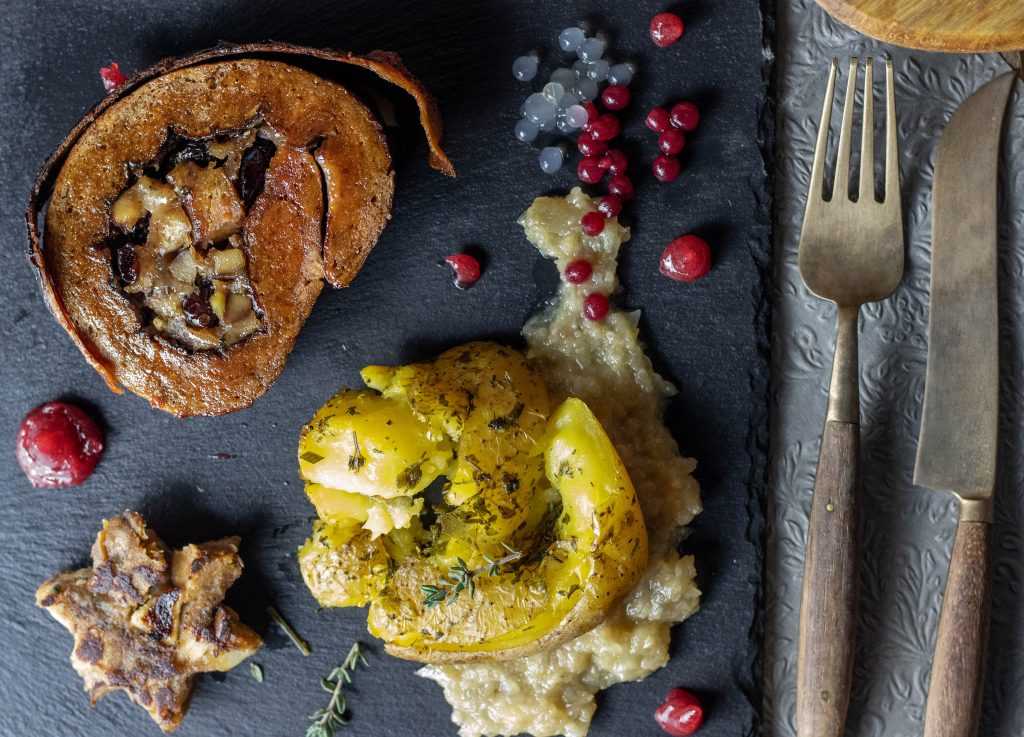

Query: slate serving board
[[0, 1, 771, 735]]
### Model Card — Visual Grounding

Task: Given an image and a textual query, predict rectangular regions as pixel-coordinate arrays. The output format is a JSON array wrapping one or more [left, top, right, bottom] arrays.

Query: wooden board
[[816, 0, 1024, 52]]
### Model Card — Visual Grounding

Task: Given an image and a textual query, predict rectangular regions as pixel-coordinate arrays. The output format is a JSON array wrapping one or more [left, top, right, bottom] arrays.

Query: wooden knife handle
[[923, 519, 992, 737], [796, 419, 861, 737]]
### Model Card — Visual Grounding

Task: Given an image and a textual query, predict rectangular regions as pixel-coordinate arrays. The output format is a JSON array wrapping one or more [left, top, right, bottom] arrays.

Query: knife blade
[[914, 71, 1014, 737]]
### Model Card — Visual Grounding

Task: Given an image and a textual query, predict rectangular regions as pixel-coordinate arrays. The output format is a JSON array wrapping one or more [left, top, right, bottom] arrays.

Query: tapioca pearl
[[514, 118, 540, 143], [513, 55, 539, 81], [565, 104, 589, 129], [543, 82, 565, 103], [558, 91, 581, 112], [574, 78, 599, 101], [524, 93, 557, 125], [587, 60, 610, 82], [538, 116, 558, 132], [572, 59, 590, 78], [539, 146, 565, 174], [550, 67, 577, 90], [558, 27, 586, 52], [607, 63, 634, 86], [578, 37, 605, 63]]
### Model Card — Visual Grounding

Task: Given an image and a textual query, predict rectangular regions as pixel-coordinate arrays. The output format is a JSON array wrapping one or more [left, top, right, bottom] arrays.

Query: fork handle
[[923, 517, 991, 737], [797, 307, 861, 737]]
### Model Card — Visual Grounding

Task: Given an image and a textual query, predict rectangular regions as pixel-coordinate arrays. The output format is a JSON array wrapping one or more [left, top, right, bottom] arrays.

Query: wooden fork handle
[[796, 418, 861, 737], [923, 518, 992, 737]]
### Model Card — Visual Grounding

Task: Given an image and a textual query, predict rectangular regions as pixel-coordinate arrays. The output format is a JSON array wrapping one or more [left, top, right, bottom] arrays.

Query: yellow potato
[[296, 343, 648, 663]]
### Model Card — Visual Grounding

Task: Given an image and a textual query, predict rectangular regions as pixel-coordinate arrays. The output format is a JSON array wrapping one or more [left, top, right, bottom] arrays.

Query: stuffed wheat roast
[[28, 46, 452, 416]]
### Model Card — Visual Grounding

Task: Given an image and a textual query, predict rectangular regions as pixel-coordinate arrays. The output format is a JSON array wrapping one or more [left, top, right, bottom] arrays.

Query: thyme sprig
[[421, 542, 522, 608], [267, 605, 311, 656], [307, 642, 368, 737]]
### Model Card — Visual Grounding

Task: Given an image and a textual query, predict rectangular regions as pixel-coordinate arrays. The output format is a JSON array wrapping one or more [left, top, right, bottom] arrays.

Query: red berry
[[583, 293, 610, 321], [660, 235, 712, 282], [659, 128, 687, 155], [16, 402, 104, 488], [577, 156, 604, 184], [99, 62, 128, 92], [655, 689, 703, 737], [646, 107, 671, 133], [443, 253, 481, 288], [601, 84, 631, 111], [599, 149, 628, 176], [653, 154, 681, 182], [577, 133, 608, 158], [670, 101, 701, 131], [589, 113, 621, 142], [580, 211, 606, 237], [581, 101, 600, 130], [607, 174, 634, 200], [597, 195, 622, 218], [564, 259, 593, 284], [650, 12, 685, 48]]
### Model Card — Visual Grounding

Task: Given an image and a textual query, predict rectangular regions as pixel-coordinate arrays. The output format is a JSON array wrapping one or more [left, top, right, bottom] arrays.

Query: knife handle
[[796, 418, 861, 737], [923, 518, 992, 737]]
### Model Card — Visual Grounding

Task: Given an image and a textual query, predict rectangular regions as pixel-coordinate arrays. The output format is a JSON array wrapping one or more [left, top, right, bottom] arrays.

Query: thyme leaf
[[420, 544, 523, 608], [306, 642, 368, 737]]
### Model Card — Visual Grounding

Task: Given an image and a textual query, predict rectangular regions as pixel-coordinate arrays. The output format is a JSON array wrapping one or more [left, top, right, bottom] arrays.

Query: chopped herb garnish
[[396, 462, 423, 490], [421, 542, 522, 608], [300, 451, 324, 465], [347, 431, 365, 472], [306, 642, 368, 737], [267, 605, 311, 656]]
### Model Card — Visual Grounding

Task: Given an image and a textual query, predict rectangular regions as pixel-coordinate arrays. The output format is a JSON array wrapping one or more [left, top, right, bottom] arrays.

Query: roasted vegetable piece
[[296, 343, 648, 663]]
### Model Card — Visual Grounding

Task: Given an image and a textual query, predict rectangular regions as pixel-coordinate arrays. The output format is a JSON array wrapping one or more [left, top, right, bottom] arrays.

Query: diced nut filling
[[107, 125, 277, 351]]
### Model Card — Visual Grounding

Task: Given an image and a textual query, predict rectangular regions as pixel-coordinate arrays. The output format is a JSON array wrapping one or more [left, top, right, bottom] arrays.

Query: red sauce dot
[[670, 101, 701, 132], [601, 84, 631, 111], [608, 174, 634, 200], [599, 149, 628, 176], [578, 156, 605, 184], [654, 688, 704, 736], [16, 402, 104, 488], [99, 62, 128, 92], [577, 133, 608, 158], [653, 154, 682, 182], [660, 235, 711, 282], [659, 129, 687, 155], [589, 113, 621, 142], [646, 107, 671, 133], [580, 211, 606, 237], [583, 293, 610, 321], [597, 195, 622, 218]]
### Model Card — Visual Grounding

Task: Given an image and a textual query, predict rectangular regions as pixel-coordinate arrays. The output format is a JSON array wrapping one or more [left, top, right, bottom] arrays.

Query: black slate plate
[[0, 1, 771, 735]]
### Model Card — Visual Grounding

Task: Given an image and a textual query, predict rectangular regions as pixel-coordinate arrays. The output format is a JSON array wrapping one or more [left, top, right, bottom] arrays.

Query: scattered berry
[[601, 84, 631, 111], [655, 689, 703, 736], [670, 101, 701, 131], [578, 156, 605, 184], [597, 195, 622, 218], [649, 12, 685, 48], [99, 62, 128, 92], [659, 128, 687, 155], [660, 235, 711, 282], [599, 149, 628, 176], [581, 101, 600, 130], [443, 253, 482, 289], [580, 211, 606, 236], [16, 402, 104, 488], [583, 293, 610, 321], [646, 107, 671, 133], [589, 113, 621, 142], [607, 174, 634, 200], [564, 259, 594, 284], [653, 154, 682, 182], [578, 133, 608, 158]]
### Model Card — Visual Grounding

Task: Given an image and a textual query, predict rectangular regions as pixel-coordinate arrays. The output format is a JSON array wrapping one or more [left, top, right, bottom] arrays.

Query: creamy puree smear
[[421, 189, 702, 737]]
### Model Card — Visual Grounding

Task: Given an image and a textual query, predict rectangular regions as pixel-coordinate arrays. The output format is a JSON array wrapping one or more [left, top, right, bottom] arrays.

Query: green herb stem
[[267, 605, 312, 656]]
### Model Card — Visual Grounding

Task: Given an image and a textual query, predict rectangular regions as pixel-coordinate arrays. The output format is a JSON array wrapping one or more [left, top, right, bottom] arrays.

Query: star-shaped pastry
[[36, 510, 262, 732]]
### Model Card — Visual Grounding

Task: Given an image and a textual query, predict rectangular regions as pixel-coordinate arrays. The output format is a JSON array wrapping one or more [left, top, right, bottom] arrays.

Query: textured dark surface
[[766, 3, 1024, 737], [0, 1, 771, 736]]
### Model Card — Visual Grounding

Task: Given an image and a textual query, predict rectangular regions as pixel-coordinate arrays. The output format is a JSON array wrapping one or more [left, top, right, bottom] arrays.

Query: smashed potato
[[296, 342, 648, 663]]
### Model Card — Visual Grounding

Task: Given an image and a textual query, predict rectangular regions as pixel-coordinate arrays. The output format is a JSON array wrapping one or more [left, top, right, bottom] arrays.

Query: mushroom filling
[[107, 124, 277, 351]]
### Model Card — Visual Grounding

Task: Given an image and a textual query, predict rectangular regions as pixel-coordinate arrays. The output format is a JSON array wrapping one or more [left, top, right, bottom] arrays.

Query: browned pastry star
[[36, 510, 262, 732]]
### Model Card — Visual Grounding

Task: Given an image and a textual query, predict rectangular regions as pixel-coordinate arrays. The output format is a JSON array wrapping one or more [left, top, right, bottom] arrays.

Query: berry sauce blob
[[16, 402, 104, 488]]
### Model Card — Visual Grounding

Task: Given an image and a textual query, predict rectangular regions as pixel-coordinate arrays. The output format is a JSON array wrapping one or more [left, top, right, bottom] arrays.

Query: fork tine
[[884, 59, 900, 204], [809, 59, 839, 201], [833, 58, 859, 201], [859, 58, 875, 202]]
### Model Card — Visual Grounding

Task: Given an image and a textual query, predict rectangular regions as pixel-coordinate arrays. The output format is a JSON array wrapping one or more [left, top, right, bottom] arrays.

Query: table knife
[[914, 70, 1015, 737]]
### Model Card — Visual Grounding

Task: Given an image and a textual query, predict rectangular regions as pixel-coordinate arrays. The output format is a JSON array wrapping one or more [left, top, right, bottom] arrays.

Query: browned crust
[[27, 45, 452, 417]]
